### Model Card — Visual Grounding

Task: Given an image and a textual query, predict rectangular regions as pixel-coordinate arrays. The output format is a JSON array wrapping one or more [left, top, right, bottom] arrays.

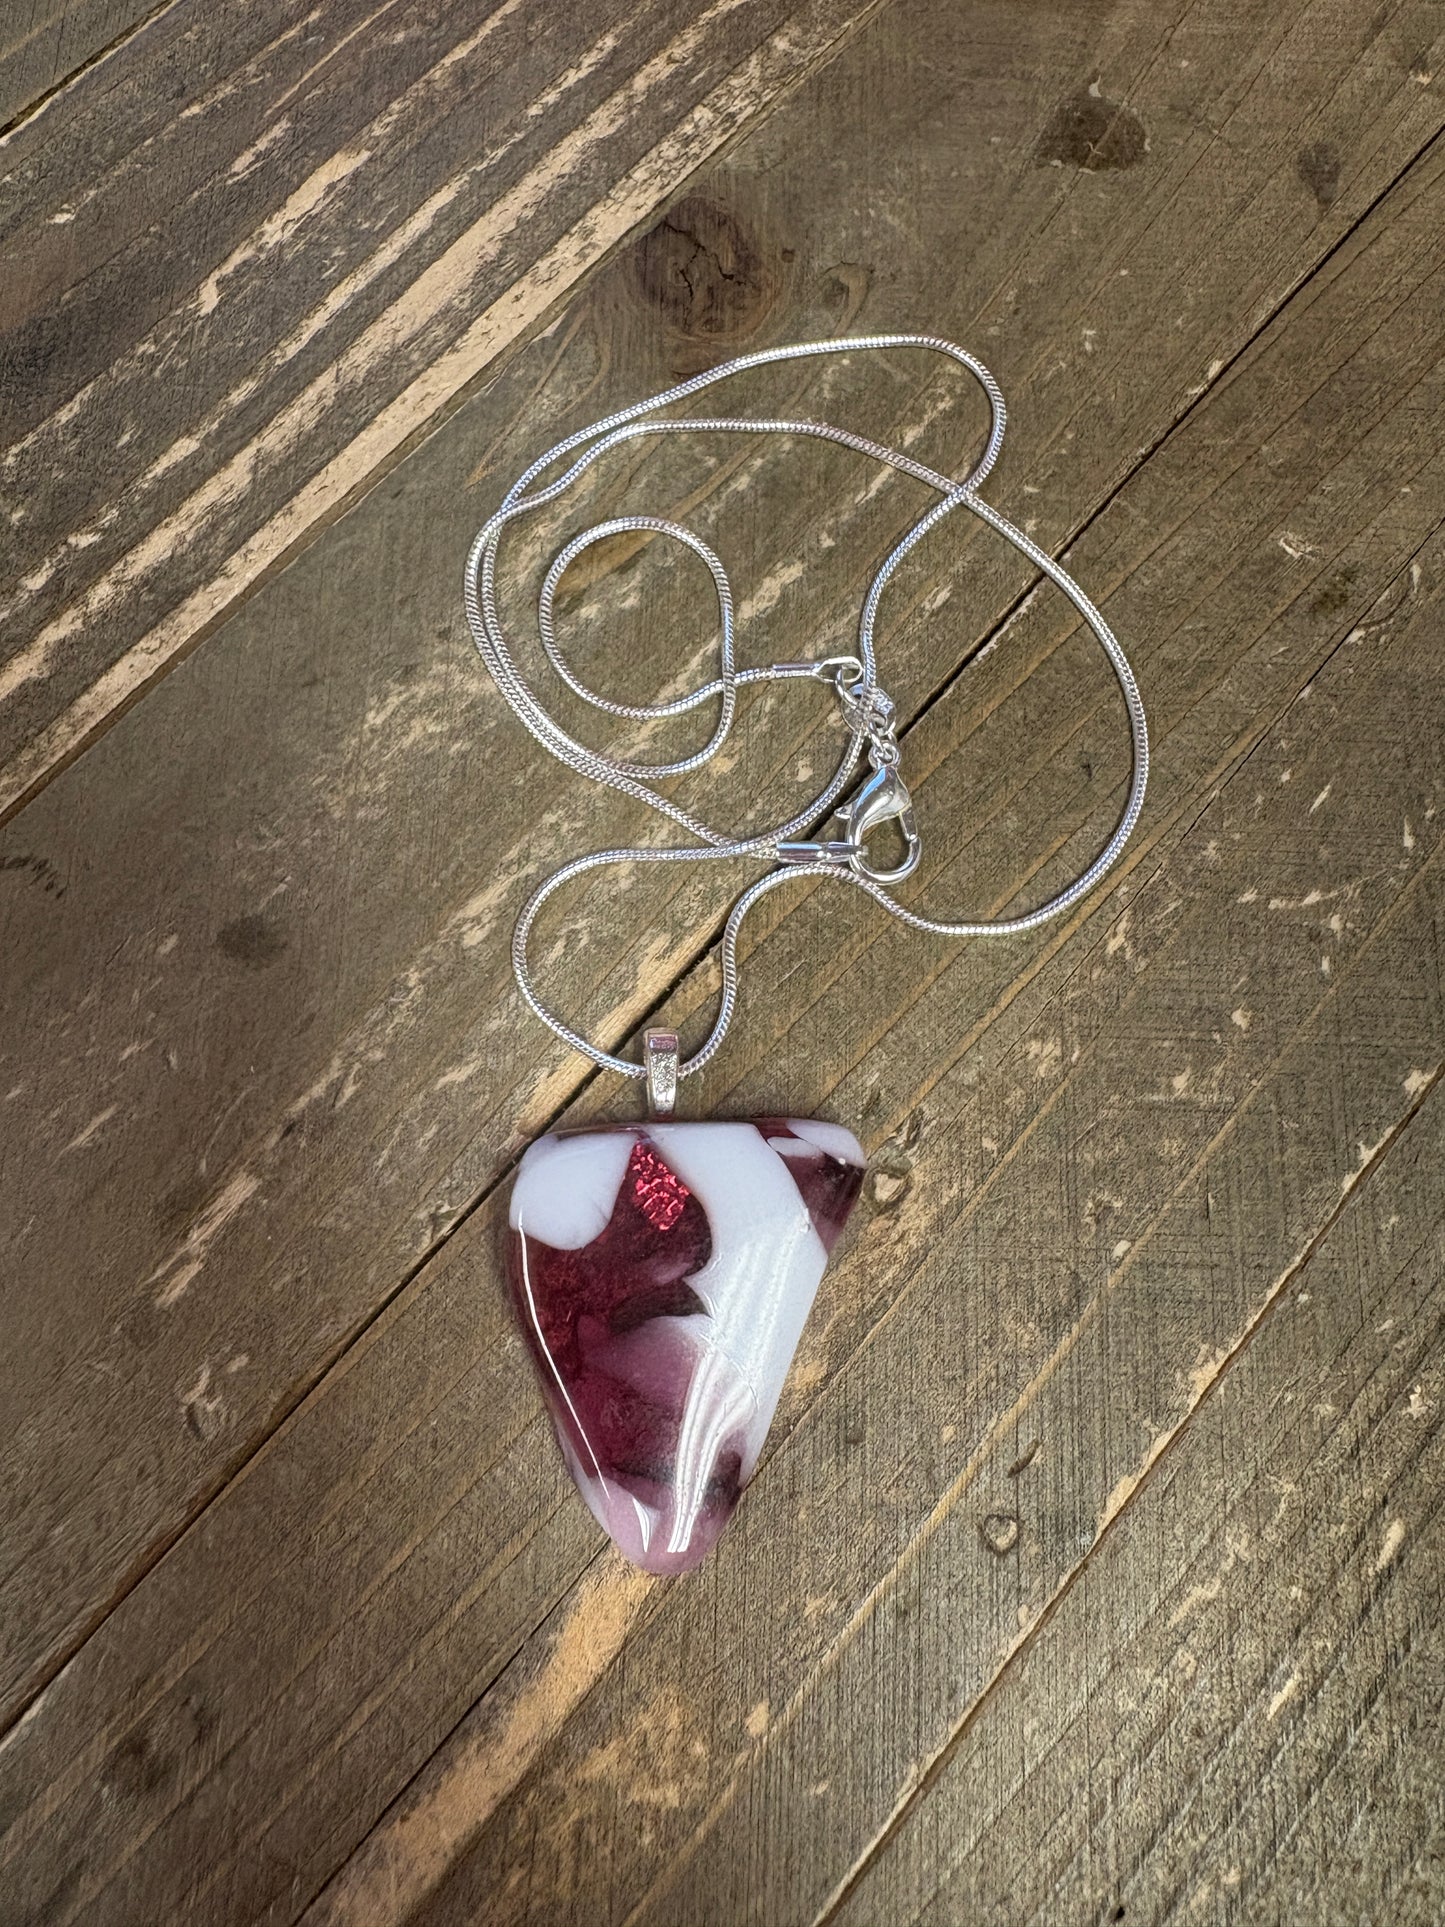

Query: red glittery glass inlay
[[628, 1140, 689, 1232]]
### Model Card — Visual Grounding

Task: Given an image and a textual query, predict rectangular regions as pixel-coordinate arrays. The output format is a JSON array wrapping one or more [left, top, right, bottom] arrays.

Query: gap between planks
[[827, 1079, 1445, 1927], [0, 0, 183, 143], [810, 922, 1445, 1910], [597, 544, 1445, 1927], [307, 624, 1445, 1927], [299, 448, 1445, 1914]]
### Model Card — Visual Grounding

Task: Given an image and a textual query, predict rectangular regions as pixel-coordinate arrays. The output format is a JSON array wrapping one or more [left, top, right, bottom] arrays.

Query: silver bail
[[643, 1028, 680, 1116]]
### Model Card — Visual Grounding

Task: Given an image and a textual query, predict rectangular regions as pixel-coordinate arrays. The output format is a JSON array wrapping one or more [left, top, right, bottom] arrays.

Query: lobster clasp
[[839, 763, 921, 885]]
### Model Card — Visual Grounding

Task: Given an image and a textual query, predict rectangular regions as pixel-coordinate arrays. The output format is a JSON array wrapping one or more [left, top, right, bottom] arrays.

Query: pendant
[[508, 1036, 864, 1573]]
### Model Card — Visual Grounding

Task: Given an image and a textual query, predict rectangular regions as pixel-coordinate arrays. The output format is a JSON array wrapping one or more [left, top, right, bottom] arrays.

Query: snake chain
[[463, 335, 1148, 1084]]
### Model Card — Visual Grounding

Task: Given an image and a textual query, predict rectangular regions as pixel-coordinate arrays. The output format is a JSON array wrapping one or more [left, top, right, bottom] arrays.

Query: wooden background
[[2, 0, 1443, 1920]]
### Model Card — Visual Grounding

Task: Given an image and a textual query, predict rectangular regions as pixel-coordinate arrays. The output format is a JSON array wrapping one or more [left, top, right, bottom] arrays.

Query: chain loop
[[462, 336, 1148, 1085]]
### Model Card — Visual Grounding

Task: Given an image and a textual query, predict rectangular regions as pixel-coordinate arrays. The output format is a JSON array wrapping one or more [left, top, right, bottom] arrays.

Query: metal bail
[[643, 1028, 680, 1117]]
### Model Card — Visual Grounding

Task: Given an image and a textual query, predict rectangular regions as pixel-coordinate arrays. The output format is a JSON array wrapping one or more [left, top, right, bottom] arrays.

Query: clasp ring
[[838, 762, 921, 884], [777, 763, 922, 884]]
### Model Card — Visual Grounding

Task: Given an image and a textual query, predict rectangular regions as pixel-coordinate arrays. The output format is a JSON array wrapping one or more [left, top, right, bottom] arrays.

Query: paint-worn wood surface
[[0, 0, 1442, 1922], [0, 0, 889, 821], [0, 0, 155, 131]]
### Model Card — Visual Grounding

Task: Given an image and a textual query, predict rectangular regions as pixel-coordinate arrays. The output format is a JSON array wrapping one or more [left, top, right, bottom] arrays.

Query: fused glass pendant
[[508, 1118, 865, 1574]]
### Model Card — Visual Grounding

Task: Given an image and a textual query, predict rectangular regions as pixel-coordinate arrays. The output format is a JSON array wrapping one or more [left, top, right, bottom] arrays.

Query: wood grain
[[0, 0, 889, 820], [3, 0, 1442, 1742], [0, 0, 160, 132], [2, 0, 1445, 1920], [828, 1084, 1445, 1926], [4, 33, 1445, 1927], [329, 363, 1445, 1927]]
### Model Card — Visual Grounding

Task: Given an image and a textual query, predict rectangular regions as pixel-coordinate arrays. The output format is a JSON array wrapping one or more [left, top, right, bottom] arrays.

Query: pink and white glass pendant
[[465, 336, 1148, 1574], [509, 1118, 864, 1572]]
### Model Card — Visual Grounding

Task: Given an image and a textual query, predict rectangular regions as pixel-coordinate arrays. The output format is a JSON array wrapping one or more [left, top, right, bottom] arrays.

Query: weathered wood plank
[[3, 0, 1442, 1742], [4, 114, 1445, 1927], [828, 1080, 1445, 1927], [0, 0, 162, 132], [303, 398, 1445, 1927], [0, 0, 889, 819]]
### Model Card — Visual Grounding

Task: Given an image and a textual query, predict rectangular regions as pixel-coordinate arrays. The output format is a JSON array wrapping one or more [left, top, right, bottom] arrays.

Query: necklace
[[464, 335, 1148, 1574]]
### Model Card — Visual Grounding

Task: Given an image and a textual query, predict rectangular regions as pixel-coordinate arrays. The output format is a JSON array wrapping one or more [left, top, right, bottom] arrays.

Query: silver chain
[[463, 335, 1148, 1085]]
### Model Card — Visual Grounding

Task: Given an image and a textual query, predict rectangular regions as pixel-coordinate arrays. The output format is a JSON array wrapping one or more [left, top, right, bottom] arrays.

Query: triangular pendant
[[508, 1118, 865, 1573]]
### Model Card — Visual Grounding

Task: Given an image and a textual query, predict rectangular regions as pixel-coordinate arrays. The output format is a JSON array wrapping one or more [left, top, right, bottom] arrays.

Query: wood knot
[[1035, 84, 1147, 172], [865, 1109, 924, 1214], [216, 913, 287, 968], [1296, 140, 1341, 210], [102, 1695, 212, 1802], [631, 195, 779, 363]]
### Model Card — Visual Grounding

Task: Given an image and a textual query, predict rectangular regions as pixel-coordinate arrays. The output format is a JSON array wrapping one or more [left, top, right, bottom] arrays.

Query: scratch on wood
[[575, 1685, 711, 1810], [198, 146, 376, 316], [267, 0, 413, 116], [1277, 531, 1319, 559], [62, 1104, 117, 1152], [1025, 1037, 1063, 1080], [1265, 1671, 1300, 1720], [179, 1363, 227, 1440], [1265, 885, 1354, 911], [148, 1170, 261, 1306], [1185, 1346, 1229, 1404], [738, 556, 807, 623], [1374, 1517, 1406, 1571], [1168, 1533, 1253, 1628]]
